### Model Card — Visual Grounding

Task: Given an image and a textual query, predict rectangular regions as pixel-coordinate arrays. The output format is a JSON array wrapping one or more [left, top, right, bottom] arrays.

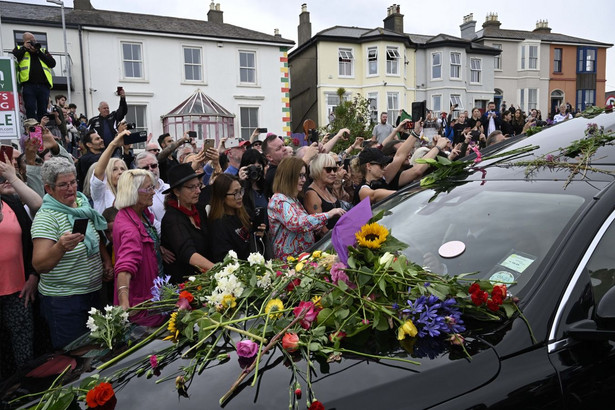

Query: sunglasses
[[324, 166, 339, 173], [140, 163, 159, 170]]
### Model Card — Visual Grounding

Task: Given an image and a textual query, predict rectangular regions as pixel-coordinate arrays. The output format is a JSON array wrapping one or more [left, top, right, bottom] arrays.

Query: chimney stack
[[74, 0, 94, 10], [383, 4, 404, 34], [274, 28, 281, 38], [298, 3, 312, 47], [533, 19, 551, 33], [482, 12, 501, 29], [460, 13, 476, 39], [208, 2, 224, 24]]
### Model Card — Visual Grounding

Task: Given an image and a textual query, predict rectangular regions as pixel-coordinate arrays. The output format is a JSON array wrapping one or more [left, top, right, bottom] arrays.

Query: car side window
[[587, 220, 615, 307]]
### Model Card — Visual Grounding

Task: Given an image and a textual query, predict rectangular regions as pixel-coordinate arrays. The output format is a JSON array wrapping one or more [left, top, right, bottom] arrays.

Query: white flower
[[228, 250, 238, 260], [120, 311, 129, 323], [379, 252, 394, 267], [88, 307, 99, 316], [104, 305, 114, 313], [188, 276, 196, 282], [256, 271, 272, 289], [86, 317, 98, 332], [247, 252, 265, 266]]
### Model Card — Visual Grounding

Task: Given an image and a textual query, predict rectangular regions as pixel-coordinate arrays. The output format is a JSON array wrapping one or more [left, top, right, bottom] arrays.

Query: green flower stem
[[97, 320, 169, 371], [220, 310, 307, 405], [181, 327, 220, 358], [335, 348, 420, 366], [10, 364, 73, 406], [514, 303, 537, 344], [250, 310, 269, 387]]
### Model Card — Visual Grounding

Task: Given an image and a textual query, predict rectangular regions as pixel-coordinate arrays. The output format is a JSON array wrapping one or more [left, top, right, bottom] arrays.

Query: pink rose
[[293, 301, 319, 329], [330, 262, 349, 285], [236, 339, 259, 358]]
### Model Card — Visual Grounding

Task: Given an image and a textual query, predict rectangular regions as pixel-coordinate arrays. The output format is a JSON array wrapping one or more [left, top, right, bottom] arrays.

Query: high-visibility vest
[[17, 46, 53, 88]]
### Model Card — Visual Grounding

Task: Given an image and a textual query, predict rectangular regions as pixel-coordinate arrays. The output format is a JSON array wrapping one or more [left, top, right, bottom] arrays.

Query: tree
[[325, 88, 374, 151]]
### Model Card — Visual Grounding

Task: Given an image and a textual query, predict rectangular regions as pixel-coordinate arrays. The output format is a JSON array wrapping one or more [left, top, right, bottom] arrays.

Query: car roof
[[464, 112, 615, 183]]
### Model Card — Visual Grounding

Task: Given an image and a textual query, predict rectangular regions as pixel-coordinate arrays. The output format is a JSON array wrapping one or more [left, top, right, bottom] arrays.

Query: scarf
[[167, 199, 201, 227], [41, 191, 108, 256]]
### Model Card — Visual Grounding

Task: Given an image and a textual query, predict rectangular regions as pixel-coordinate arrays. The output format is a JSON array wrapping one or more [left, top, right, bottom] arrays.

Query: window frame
[[529, 45, 538, 70], [470, 58, 482, 84], [432, 94, 442, 114], [239, 106, 259, 139], [182, 45, 204, 83], [238, 50, 257, 85], [577, 47, 597, 73], [121, 41, 144, 80], [576, 89, 596, 111], [554, 48, 563, 73], [386, 92, 399, 126], [338, 48, 354, 78], [386, 46, 401, 76], [493, 44, 502, 71], [367, 47, 378, 76], [528, 88, 538, 111], [367, 92, 378, 123], [125, 104, 148, 148], [449, 94, 463, 110], [431, 52, 442, 80], [450, 52, 461, 80]]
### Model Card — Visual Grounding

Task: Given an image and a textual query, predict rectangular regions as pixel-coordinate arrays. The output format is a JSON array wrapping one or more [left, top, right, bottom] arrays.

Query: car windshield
[[321, 181, 586, 294]]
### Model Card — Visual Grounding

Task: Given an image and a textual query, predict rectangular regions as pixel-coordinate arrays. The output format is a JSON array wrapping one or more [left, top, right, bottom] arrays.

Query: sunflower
[[163, 312, 180, 342], [265, 298, 284, 319], [355, 222, 389, 249]]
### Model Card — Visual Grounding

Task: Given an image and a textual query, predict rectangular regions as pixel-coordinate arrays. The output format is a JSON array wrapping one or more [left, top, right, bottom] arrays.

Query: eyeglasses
[[299, 173, 307, 180], [226, 188, 245, 199], [140, 163, 159, 170], [182, 183, 201, 191], [138, 185, 156, 194], [147, 149, 160, 153], [323, 166, 339, 173], [54, 179, 77, 190]]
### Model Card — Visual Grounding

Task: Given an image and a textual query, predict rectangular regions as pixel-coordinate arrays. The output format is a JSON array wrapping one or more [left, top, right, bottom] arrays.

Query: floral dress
[[267, 193, 328, 260]]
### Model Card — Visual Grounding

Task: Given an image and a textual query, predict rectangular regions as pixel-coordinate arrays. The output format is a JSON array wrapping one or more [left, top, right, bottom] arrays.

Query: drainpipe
[[78, 24, 88, 118]]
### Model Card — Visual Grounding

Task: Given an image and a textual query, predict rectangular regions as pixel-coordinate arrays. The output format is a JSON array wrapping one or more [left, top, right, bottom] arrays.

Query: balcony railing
[[1, 50, 73, 91]]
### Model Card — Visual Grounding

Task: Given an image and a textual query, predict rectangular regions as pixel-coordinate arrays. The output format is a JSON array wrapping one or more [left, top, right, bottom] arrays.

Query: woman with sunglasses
[[113, 169, 165, 327], [304, 153, 343, 239], [208, 174, 266, 262], [161, 164, 213, 284], [269, 157, 345, 260]]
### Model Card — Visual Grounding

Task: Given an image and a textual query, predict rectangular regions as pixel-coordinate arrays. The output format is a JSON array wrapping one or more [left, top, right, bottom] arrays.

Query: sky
[[7, 0, 615, 95]]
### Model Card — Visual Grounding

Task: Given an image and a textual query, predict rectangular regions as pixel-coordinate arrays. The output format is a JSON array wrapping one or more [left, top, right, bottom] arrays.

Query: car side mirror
[[566, 286, 615, 342], [596, 285, 615, 320]]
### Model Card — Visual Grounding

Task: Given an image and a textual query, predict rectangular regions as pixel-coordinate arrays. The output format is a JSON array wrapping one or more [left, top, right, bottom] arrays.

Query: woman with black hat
[[161, 164, 213, 284], [352, 148, 397, 205]]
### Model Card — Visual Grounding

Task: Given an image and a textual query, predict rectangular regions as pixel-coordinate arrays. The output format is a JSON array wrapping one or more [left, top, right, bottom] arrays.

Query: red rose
[[468, 283, 481, 294], [179, 291, 194, 303], [471, 290, 488, 306], [286, 278, 301, 292], [282, 332, 300, 352], [491, 294, 503, 305], [491, 284, 507, 300], [486, 298, 501, 312], [309, 400, 325, 410], [86, 382, 115, 408]]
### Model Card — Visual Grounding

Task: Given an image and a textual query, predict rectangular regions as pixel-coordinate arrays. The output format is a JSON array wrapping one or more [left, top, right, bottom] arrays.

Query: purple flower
[[236, 340, 259, 358], [330, 262, 350, 285]]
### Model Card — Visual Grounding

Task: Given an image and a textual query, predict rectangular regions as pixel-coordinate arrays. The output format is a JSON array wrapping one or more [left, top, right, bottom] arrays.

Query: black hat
[[358, 148, 393, 166], [162, 163, 200, 194]]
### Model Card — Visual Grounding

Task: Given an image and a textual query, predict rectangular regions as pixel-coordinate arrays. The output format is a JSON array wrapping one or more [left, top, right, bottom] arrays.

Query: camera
[[125, 123, 137, 130], [34, 42, 41, 50], [246, 165, 263, 181]]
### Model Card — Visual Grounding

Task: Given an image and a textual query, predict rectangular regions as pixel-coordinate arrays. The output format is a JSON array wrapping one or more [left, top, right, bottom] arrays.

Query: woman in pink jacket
[[113, 169, 165, 327]]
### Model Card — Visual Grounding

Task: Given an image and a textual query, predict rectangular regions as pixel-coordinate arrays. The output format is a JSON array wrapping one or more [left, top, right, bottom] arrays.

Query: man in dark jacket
[[11, 32, 56, 121], [76, 130, 104, 191], [88, 89, 127, 147]]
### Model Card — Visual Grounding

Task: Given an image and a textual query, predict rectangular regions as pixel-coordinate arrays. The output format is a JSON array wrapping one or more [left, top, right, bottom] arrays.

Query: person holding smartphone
[[87, 88, 127, 147]]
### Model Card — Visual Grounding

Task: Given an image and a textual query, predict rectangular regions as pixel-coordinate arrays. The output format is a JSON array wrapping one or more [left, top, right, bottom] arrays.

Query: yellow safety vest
[[17, 46, 53, 88]]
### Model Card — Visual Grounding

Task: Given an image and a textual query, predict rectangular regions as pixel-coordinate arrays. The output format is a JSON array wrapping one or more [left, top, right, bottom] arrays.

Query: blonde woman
[[90, 130, 129, 213], [304, 153, 342, 239]]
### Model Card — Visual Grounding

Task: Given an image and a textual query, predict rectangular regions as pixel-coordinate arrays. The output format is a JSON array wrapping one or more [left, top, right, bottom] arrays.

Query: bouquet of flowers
[[86, 306, 130, 350]]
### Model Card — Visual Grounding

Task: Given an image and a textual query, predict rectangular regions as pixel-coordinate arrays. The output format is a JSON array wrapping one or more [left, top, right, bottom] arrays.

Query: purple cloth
[[331, 197, 372, 264]]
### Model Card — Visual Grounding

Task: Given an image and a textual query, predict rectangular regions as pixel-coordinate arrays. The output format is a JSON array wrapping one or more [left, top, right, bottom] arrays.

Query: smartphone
[[203, 138, 215, 151], [226, 138, 239, 148], [256, 128, 268, 133], [309, 129, 319, 144], [188, 131, 197, 139], [123, 130, 148, 145], [29, 126, 44, 152], [72, 218, 89, 235], [252, 207, 267, 231], [116, 86, 123, 95], [0, 145, 14, 163]]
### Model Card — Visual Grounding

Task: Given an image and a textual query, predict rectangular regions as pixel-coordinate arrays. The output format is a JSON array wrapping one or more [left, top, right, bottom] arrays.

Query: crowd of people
[[1, 29, 580, 382]]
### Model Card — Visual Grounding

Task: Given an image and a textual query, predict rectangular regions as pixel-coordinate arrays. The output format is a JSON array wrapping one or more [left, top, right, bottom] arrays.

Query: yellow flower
[[397, 320, 418, 340], [312, 250, 322, 259], [355, 222, 389, 249], [287, 256, 296, 262], [222, 294, 237, 309], [265, 298, 284, 319], [295, 262, 304, 272], [311, 295, 322, 308], [163, 312, 180, 342]]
